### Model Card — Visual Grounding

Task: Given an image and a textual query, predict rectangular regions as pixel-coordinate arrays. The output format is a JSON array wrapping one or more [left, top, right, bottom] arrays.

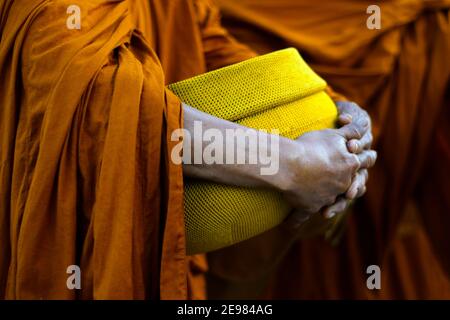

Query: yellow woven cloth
[[168, 48, 337, 255]]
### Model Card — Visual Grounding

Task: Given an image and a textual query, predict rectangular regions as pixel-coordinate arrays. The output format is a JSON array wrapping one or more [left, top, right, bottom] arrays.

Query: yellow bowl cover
[[168, 48, 337, 254]]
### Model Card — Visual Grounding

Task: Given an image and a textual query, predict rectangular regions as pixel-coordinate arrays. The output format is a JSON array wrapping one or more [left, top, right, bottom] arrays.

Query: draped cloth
[[0, 0, 254, 299], [129, 0, 256, 299], [210, 0, 450, 299]]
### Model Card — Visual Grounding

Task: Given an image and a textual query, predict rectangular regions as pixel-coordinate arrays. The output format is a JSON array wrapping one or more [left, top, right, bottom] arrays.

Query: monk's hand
[[321, 169, 370, 219], [336, 101, 373, 152], [280, 124, 377, 225], [321, 101, 376, 218]]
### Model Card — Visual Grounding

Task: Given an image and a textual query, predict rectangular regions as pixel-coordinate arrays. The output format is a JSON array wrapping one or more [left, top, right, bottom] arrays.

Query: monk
[[207, 0, 450, 299], [0, 0, 377, 299]]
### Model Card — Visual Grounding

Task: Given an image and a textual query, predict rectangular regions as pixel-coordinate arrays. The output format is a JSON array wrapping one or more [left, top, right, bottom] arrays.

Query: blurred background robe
[[0, 0, 254, 299], [207, 0, 450, 299]]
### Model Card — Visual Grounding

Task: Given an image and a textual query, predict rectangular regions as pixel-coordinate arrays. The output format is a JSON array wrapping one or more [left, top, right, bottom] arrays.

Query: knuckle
[[362, 118, 369, 128], [350, 102, 359, 109], [346, 154, 360, 171], [352, 126, 362, 139]]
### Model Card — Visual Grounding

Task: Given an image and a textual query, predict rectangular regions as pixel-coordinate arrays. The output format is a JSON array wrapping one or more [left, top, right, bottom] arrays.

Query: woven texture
[[168, 48, 337, 254]]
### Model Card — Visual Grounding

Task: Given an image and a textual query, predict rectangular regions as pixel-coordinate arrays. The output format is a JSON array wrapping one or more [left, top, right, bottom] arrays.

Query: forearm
[[182, 103, 295, 190]]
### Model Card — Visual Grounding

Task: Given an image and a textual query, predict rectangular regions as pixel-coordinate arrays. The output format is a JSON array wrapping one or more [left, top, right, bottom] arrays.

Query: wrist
[[267, 137, 304, 194]]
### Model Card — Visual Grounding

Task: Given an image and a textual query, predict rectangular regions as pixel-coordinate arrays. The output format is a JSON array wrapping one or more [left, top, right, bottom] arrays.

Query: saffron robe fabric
[[207, 0, 450, 299], [0, 0, 255, 299]]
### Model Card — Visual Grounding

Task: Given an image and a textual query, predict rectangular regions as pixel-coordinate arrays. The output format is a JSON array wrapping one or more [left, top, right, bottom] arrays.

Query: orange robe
[[210, 0, 450, 299], [0, 0, 254, 299], [129, 0, 256, 300]]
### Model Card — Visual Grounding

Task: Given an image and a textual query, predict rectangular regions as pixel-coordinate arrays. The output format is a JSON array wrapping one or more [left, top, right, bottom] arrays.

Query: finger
[[356, 150, 377, 169], [352, 112, 370, 131], [346, 172, 363, 200], [322, 197, 349, 219], [347, 132, 373, 153], [337, 113, 352, 126], [361, 168, 369, 182], [336, 103, 370, 139], [358, 185, 367, 198], [336, 101, 354, 113], [337, 123, 364, 140], [360, 131, 373, 150], [346, 169, 368, 199], [336, 102, 370, 126], [356, 170, 369, 198]]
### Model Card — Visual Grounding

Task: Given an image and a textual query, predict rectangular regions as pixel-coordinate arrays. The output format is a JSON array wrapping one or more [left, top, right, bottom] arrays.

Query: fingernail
[[326, 211, 336, 219], [341, 114, 352, 122], [347, 140, 359, 153]]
